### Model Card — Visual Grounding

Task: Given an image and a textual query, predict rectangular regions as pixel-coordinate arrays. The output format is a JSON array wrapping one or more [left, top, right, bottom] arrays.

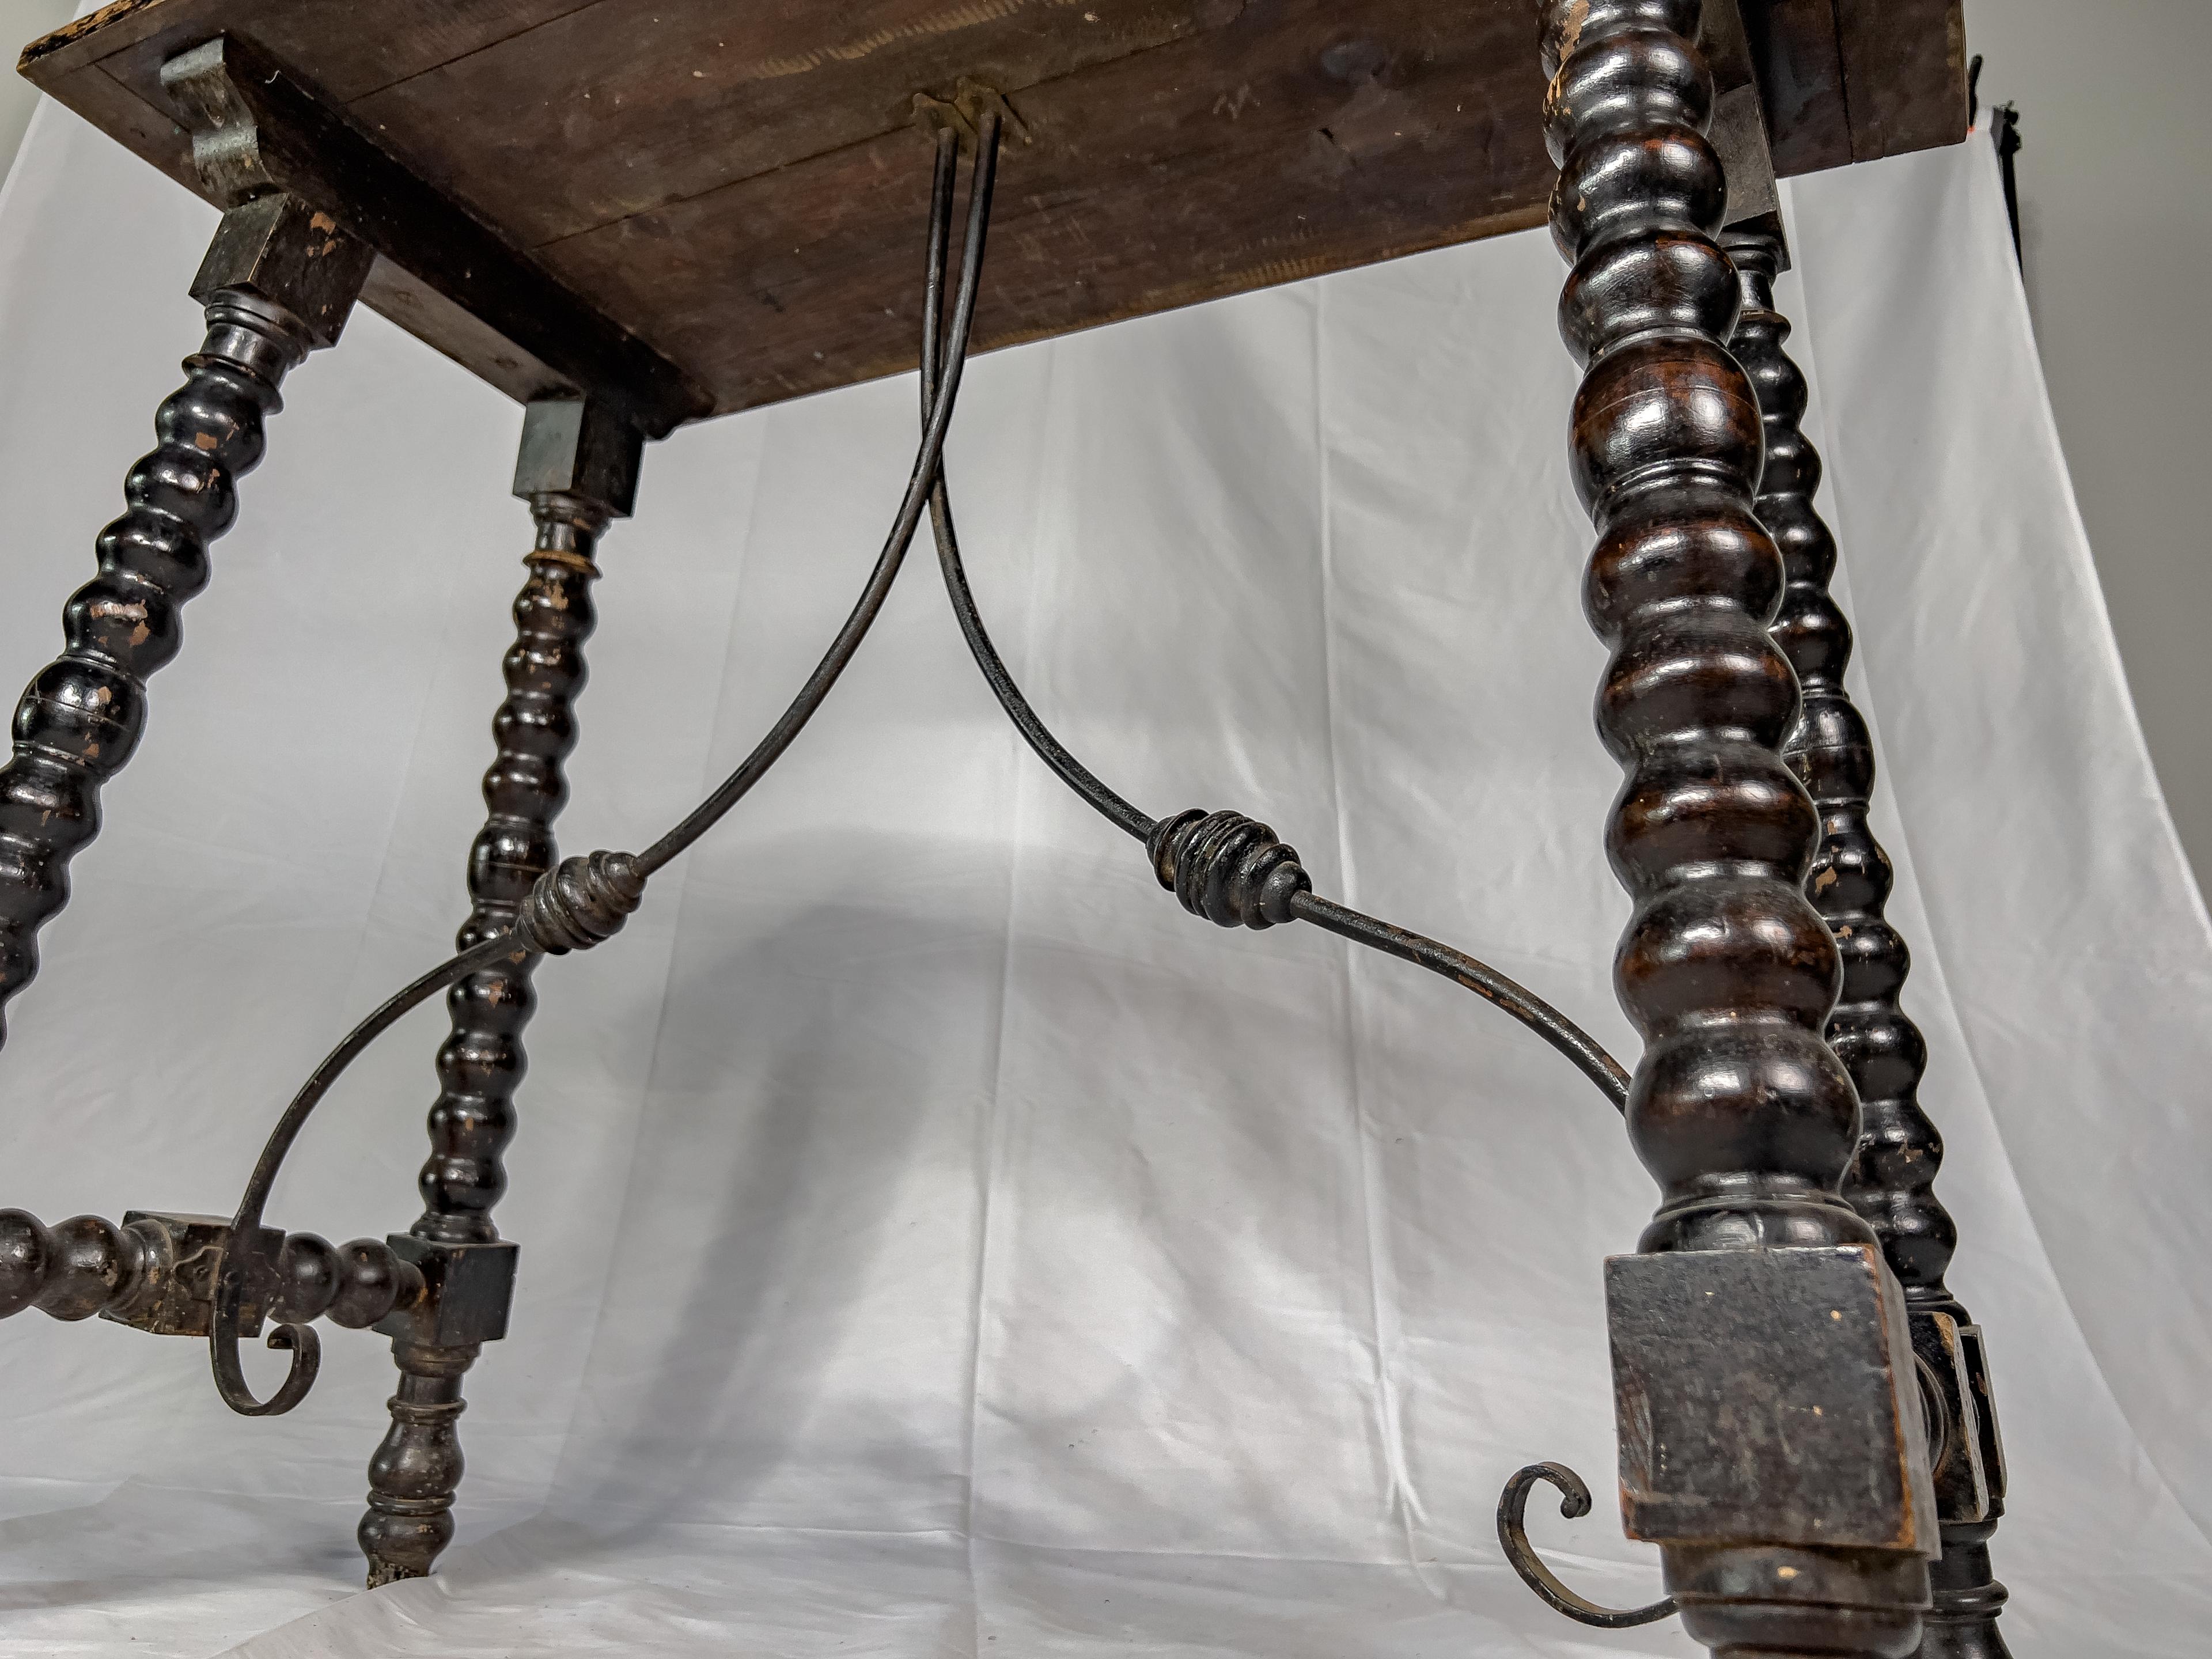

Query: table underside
[[21, 0, 1967, 431]]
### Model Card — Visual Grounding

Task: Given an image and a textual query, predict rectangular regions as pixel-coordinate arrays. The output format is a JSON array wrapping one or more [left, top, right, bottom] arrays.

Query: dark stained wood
[[1729, 222, 2013, 1659], [351, 0, 1214, 250], [0, 196, 369, 1047], [1537, 1, 1937, 1652], [159, 34, 708, 433], [358, 402, 634, 1590], [0, 1206, 427, 1334], [1836, 0, 1971, 163], [541, 0, 1555, 410], [29, 0, 590, 102], [1744, 0, 1853, 177], [19, 0, 1969, 424]]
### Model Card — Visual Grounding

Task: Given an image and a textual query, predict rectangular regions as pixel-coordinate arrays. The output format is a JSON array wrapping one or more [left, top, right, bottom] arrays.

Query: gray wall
[[1, 3, 2205, 892], [0, 3, 73, 179], [1963, 0, 2212, 896]]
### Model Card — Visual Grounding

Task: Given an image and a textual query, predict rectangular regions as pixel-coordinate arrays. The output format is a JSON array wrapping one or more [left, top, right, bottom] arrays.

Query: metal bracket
[[912, 78, 1033, 149], [1912, 1306, 2008, 1525], [101, 1211, 281, 1339], [1700, 0, 1788, 263], [157, 35, 706, 435]]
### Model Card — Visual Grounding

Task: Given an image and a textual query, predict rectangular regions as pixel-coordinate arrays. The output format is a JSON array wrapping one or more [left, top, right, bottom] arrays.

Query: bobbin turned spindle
[[357, 395, 643, 1588], [1729, 224, 2012, 1659], [0, 0, 1994, 1634], [0, 1207, 423, 1335], [0, 189, 369, 1049], [1535, 2, 1937, 1653]]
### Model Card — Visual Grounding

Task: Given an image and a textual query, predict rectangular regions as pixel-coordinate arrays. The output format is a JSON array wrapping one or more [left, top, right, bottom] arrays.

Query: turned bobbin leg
[[1729, 226, 2011, 1659], [357, 399, 642, 1586], [1535, 4, 1936, 1654], [0, 192, 370, 1047]]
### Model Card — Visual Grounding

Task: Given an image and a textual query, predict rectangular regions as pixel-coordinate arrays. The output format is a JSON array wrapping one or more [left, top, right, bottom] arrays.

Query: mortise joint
[[912, 78, 1032, 149]]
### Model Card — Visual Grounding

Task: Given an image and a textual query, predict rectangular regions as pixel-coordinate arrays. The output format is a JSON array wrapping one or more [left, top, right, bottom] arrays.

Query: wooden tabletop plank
[[353, 0, 1211, 251], [543, 0, 1550, 411], [28, 0, 584, 101], [1750, 0, 1853, 177], [18, 0, 1968, 427]]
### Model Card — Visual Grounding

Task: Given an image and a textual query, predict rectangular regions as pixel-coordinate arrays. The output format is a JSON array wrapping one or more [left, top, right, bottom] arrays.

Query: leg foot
[[355, 398, 639, 1587], [359, 1339, 475, 1586]]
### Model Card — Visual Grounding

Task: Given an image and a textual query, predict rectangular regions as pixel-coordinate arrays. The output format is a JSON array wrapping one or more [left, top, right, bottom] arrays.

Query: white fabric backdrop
[[0, 97, 2203, 1656]]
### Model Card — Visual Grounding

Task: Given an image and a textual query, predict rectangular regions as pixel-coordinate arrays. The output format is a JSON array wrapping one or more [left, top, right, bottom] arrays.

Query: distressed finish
[[363, 1339, 478, 1584], [157, 34, 703, 436], [0, 0, 2008, 1632], [0, 192, 366, 1050], [0, 1207, 425, 1333], [413, 409, 631, 1247], [18, 0, 1965, 421], [361, 397, 642, 1588], [1730, 226, 2012, 1659], [1537, 2, 1934, 1652]]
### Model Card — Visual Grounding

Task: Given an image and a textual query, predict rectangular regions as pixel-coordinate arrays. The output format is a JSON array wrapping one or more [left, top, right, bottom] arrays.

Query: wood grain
[[353, 0, 1213, 248], [18, 0, 1971, 424], [1836, 0, 1969, 163], [541, 0, 1550, 410]]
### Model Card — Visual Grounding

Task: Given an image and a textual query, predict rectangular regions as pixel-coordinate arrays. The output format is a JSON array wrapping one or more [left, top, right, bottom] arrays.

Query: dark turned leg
[[0, 193, 370, 1047], [1536, 4, 1935, 1654], [357, 399, 642, 1587], [1729, 228, 2011, 1659]]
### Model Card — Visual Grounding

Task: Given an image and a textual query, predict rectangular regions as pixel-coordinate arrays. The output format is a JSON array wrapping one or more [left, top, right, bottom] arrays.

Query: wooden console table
[[2, 5, 2009, 1656]]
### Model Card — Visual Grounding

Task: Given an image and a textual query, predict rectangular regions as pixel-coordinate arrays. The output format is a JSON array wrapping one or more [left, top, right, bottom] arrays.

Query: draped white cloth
[[0, 99, 2203, 1656]]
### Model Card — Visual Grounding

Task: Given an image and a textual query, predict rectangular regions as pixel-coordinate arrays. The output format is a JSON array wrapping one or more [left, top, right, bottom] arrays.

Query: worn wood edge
[[19, 0, 191, 82], [359, 259, 579, 410], [200, 33, 710, 430], [26, 26, 708, 434], [1835, 0, 1971, 165], [26, 3, 1552, 427], [1744, 0, 1850, 177], [20, 1, 1970, 425]]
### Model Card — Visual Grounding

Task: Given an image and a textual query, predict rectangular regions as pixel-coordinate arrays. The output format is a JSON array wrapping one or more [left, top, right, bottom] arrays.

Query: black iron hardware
[[0, 88, 1640, 1587], [917, 129, 1630, 1112], [0, 10, 2017, 1649], [0, 90, 998, 1495], [1496, 1462, 1677, 1629], [195, 110, 1005, 1431]]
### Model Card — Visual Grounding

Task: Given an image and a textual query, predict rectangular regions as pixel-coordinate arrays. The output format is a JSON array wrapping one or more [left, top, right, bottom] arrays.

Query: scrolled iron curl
[[1496, 1461, 1677, 1628], [207, 858, 646, 1415], [210, 1266, 320, 1417], [200, 114, 1003, 1419], [1146, 809, 1311, 930]]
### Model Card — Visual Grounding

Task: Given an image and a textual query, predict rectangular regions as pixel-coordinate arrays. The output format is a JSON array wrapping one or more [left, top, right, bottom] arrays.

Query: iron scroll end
[[207, 1256, 320, 1418], [1496, 1461, 1677, 1630]]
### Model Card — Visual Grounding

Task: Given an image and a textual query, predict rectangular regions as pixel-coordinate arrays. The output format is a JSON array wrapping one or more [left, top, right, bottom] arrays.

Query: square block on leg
[[374, 1236, 518, 1348], [1605, 1244, 1938, 1555]]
